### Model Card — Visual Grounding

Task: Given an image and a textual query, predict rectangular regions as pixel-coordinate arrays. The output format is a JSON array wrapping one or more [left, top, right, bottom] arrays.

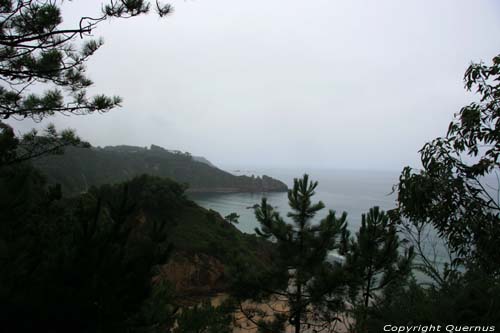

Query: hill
[[33, 144, 288, 196], [0, 167, 273, 331], [90, 175, 272, 297]]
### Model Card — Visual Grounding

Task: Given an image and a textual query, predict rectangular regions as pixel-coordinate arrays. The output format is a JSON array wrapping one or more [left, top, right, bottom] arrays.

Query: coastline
[[186, 187, 288, 194]]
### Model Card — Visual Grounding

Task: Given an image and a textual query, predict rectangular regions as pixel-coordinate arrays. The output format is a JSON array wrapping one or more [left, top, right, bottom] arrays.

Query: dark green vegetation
[[232, 175, 414, 333], [0, 0, 172, 166], [0, 165, 172, 332], [33, 144, 288, 196], [174, 301, 233, 333], [0, 0, 170, 122], [221, 55, 500, 332], [344, 207, 414, 332], [395, 55, 500, 276], [1, 0, 499, 331], [0, 164, 269, 332], [0, 2, 272, 332], [376, 55, 500, 329], [237, 175, 351, 333]]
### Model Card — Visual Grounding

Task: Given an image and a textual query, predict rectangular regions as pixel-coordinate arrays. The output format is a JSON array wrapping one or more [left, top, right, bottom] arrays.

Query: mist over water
[[189, 168, 399, 234]]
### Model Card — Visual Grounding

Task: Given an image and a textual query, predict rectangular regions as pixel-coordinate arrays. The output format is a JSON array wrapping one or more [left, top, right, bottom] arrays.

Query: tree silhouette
[[0, 0, 172, 165], [394, 54, 500, 275], [235, 174, 349, 333], [344, 207, 414, 332]]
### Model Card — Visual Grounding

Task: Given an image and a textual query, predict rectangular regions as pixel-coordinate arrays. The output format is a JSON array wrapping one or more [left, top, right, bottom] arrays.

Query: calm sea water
[[189, 168, 399, 235], [189, 167, 499, 282]]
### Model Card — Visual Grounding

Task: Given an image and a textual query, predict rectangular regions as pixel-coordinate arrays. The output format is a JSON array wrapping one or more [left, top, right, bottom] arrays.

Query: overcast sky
[[8, 0, 500, 170]]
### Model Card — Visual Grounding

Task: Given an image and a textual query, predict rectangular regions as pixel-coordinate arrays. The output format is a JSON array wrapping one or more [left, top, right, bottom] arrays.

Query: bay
[[188, 168, 399, 235], [189, 167, 454, 283]]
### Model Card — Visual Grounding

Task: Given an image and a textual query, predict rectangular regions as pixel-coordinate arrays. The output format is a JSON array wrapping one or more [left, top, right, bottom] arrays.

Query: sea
[[189, 167, 399, 235], [189, 167, 453, 283]]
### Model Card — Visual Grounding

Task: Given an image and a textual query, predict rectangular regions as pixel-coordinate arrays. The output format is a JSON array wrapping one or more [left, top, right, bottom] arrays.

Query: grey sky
[[8, 0, 500, 170]]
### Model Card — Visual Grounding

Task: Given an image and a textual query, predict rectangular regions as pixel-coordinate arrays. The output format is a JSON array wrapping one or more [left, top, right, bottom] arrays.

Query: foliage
[[174, 301, 233, 333], [344, 207, 414, 332], [0, 168, 181, 332], [170, 207, 272, 276], [234, 174, 349, 333], [387, 54, 500, 328], [133, 280, 178, 333], [394, 55, 500, 275], [33, 144, 288, 195], [368, 272, 500, 331], [0, 121, 89, 166], [256, 314, 287, 333], [224, 212, 240, 224], [0, 0, 171, 165], [0, 160, 274, 332], [395, 216, 457, 287], [0, 0, 171, 121], [0, 2, 268, 332]]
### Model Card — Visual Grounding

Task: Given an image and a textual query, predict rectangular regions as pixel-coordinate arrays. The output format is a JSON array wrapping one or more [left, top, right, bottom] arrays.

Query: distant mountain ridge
[[34, 144, 288, 196]]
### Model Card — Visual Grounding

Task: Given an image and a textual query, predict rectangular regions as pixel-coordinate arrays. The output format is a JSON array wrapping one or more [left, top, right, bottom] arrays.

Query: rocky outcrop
[[158, 251, 226, 298]]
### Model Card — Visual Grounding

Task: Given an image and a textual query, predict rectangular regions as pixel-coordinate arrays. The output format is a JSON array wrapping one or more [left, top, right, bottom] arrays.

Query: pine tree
[[174, 300, 233, 333], [237, 174, 349, 333], [345, 207, 414, 333], [0, 170, 176, 332], [0, 0, 172, 165]]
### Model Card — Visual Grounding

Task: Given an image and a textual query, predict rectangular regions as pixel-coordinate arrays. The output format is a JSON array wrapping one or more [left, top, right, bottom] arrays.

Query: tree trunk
[[295, 282, 301, 333]]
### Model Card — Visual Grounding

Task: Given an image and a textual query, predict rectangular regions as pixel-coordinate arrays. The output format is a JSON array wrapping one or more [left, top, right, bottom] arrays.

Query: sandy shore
[[210, 293, 352, 333]]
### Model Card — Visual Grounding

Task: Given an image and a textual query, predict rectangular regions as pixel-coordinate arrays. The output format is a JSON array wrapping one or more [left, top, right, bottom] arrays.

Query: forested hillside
[[0, 168, 271, 332], [34, 144, 288, 196]]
